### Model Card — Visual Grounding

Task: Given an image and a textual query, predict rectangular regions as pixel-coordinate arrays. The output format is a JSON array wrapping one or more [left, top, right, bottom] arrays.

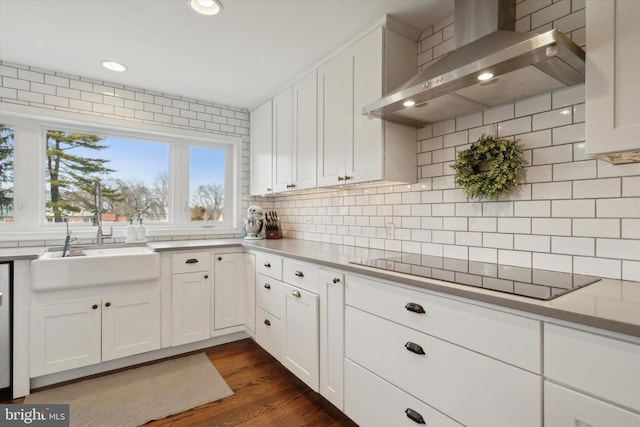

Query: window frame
[[0, 105, 242, 241]]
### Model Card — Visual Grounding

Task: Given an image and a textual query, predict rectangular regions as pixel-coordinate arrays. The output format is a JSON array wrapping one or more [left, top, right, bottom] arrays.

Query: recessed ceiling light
[[190, 0, 222, 15], [477, 72, 494, 81], [403, 100, 416, 107], [101, 61, 127, 72]]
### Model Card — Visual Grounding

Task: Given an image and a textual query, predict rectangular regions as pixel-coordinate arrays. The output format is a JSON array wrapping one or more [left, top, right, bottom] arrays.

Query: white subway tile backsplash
[[514, 234, 550, 252], [597, 198, 640, 218], [597, 161, 640, 178], [573, 178, 620, 199], [456, 203, 483, 217], [422, 242, 443, 257], [573, 103, 585, 123], [552, 236, 594, 256], [531, 0, 571, 28], [483, 233, 513, 249], [469, 247, 498, 263], [484, 104, 514, 124], [623, 177, 640, 197], [516, 94, 551, 117], [442, 217, 467, 231], [532, 181, 572, 200], [552, 123, 584, 145], [456, 231, 482, 246], [623, 261, 640, 282], [532, 218, 572, 236], [533, 253, 572, 273], [518, 129, 551, 150], [522, 165, 553, 183], [432, 203, 455, 217], [443, 131, 468, 148], [433, 119, 455, 137], [443, 244, 467, 259], [532, 109, 572, 131], [532, 144, 572, 165], [469, 217, 497, 232], [597, 238, 640, 261], [622, 219, 640, 239], [552, 199, 595, 218], [573, 219, 620, 238], [552, 161, 596, 181], [498, 217, 531, 234], [498, 250, 532, 268], [552, 84, 585, 109], [456, 112, 482, 131], [574, 257, 621, 279], [517, 0, 553, 19], [514, 200, 551, 217], [498, 117, 532, 137]]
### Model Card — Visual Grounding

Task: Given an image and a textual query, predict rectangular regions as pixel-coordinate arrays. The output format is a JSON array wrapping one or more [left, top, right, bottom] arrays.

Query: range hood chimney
[[363, 0, 585, 127]]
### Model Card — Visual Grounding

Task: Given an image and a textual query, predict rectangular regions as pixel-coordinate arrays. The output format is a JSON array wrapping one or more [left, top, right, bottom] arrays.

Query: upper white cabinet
[[317, 21, 417, 186], [272, 71, 318, 193], [250, 99, 273, 195], [585, 0, 640, 163]]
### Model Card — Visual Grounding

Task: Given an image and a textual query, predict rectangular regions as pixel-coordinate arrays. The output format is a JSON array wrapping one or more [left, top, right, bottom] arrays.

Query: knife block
[[265, 228, 282, 239]]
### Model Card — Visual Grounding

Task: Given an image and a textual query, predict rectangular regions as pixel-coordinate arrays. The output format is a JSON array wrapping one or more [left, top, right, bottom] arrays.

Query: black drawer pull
[[92, 304, 98, 310], [264, 283, 271, 289], [105, 302, 111, 308], [264, 319, 271, 326], [332, 277, 341, 284], [217, 256, 222, 261], [264, 262, 271, 268], [405, 302, 426, 314], [405, 408, 426, 424], [185, 258, 199, 264], [295, 271, 304, 277], [405, 342, 425, 355]]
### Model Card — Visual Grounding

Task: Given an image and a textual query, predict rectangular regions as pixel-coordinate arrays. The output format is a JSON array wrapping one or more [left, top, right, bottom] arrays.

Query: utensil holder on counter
[[265, 210, 283, 239]]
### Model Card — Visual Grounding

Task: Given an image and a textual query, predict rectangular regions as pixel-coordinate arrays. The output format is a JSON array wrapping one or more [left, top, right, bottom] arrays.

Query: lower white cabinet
[[172, 271, 211, 346], [31, 291, 160, 377], [281, 282, 319, 392], [213, 252, 255, 332], [256, 307, 283, 360], [545, 382, 640, 427], [345, 305, 541, 427], [319, 268, 344, 410], [345, 359, 462, 427]]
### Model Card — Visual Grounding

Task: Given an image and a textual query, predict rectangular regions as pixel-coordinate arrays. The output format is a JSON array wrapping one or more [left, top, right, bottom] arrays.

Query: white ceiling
[[0, 0, 453, 110]]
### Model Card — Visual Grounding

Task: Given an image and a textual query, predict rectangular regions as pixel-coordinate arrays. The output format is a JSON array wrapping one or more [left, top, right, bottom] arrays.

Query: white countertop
[[3, 238, 638, 337]]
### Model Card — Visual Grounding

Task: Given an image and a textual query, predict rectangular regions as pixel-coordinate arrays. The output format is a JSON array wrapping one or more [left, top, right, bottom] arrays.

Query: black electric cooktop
[[350, 254, 601, 301]]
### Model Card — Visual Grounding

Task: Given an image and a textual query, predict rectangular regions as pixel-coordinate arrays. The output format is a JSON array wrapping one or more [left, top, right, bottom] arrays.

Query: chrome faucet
[[93, 181, 113, 245], [62, 218, 80, 257]]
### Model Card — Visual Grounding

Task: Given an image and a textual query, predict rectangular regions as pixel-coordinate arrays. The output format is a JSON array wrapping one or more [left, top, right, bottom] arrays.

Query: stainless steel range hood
[[363, 0, 586, 127]]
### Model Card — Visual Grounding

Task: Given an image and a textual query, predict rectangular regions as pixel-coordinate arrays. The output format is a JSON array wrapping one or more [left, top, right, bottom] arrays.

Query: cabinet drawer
[[345, 359, 463, 427], [255, 307, 282, 361], [545, 382, 640, 427], [345, 306, 541, 427], [256, 273, 284, 319], [256, 252, 282, 280], [345, 274, 540, 372], [545, 323, 640, 411], [172, 252, 211, 274], [282, 258, 319, 293]]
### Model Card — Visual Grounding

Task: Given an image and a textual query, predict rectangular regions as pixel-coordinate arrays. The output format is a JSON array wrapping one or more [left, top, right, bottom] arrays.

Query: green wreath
[[451, 134, 523, 200]]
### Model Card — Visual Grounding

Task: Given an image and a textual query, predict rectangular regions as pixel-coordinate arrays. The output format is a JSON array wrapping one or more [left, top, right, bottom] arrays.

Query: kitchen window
[[0, 111, 241, 239]]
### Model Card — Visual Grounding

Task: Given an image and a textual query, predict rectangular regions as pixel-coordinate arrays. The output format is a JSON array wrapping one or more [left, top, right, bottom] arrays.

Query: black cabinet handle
[[264, 319, 271, 326], [264, 262, 271, 268], [217, 256, 222, 261], [295, 271, 304, 277], [185, 258, 199, 264], [405, 408, 426, 424], [332, 277, 341, 284], [92, 304, 98, 310], [264, 283, 271, 289], [204, 275, 209, 279], [105, 302, 111, 308], [405, 302, 426, 314], [405, 342, 425, 355]]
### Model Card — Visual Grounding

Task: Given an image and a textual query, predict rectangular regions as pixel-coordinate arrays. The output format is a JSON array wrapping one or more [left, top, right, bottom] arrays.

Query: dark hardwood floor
[[2, 339, 358, 427]]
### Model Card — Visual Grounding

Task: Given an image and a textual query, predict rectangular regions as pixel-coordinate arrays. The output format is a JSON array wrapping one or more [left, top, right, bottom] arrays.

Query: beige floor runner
[[24, 353, 233, 426]]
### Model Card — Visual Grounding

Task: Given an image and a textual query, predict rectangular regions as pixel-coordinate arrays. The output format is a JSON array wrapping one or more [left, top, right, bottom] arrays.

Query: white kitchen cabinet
[[317, 22, 417, 187], [345, 306, 541, 427], [101, 291, 161, 361], [281, 282, 319, 392], [545, 382, 640, 427], [345, 359, 463, 427], [213, 252, 255, 332], [172, 271, 211, 346], [31, 299, 101, 377], [318, 268, 344, 410], [31, 291, 160, 377], [250, 99, 273, 195], [0, 263, 9, 389], [272, 87, 294, 193], [585, 0, 640, 162], [544, 322, 640, 413], [171, 251, 211, 346], [292, 71, 318, 190]]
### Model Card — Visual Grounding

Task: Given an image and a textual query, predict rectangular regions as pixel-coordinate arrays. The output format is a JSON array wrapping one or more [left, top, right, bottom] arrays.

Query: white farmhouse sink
[[31, 246, 160, 291]]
